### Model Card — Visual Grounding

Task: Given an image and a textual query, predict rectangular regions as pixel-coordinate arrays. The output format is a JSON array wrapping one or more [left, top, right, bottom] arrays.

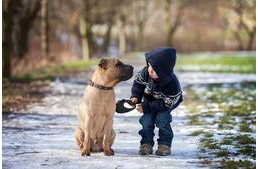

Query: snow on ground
[[178, 72, 256, 88], [2, 56, 255, 169], [2, 76, 203, 169]]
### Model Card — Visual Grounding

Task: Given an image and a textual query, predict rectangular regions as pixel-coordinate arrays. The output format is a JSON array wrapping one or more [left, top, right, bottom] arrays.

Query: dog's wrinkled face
[[98, 58, 134, 85]]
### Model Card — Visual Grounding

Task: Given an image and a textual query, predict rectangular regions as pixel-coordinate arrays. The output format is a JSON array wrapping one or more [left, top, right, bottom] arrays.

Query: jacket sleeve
[[141, 99, 169, 113], [141, 92, 183, 114], [131, 67, 148, 103]]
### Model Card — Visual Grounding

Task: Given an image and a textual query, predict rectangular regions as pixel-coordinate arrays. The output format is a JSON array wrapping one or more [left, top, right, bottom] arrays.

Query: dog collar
[[88, 80, 113, 90]]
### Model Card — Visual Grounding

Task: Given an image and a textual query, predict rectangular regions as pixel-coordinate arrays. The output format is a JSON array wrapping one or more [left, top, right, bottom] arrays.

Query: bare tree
[[240, 0, 256, 50], [98, 0, 121, 53], [3, 0, 19, 78], [219, 0, 256, 50], [78, 0, 96, 60], [165, 0, 188, 46], [114, 0, 135, 55], [12, 0, 41, 58], [102, 21, 113, 52], [41, 0, 49, 57], [117, 14, 126, 54], [79, 0, 90, 61], [3, 0, 42, 78], [132, 0, 150, 51]]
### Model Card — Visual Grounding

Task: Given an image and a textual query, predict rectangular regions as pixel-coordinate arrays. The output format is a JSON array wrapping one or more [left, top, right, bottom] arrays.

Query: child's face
[[148, 64, 158, 79]]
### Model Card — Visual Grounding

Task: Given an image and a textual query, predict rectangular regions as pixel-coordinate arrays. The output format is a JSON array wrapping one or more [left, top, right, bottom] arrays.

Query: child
[[131, 47, 183, 156]]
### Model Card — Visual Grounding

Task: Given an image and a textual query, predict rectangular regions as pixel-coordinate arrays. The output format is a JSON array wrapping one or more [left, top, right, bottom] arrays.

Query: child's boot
[[139, 144, 153, 155], [155, 144, 171, 156]]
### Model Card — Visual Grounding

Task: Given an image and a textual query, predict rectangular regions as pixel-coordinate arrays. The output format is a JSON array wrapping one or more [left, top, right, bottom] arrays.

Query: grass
[[236, 134, 256, 145], [239, 123, 253, 132], [216, 148, 230, 157], [122, 52, 256, 73], [203, 132, 214, 138], [188, 114, 207, 125], [177, 54, 256, 73], [200, 137, 220, 150], [10, 59, 98, 82], [189, 129, 204, 136], [221, 160, 255, 169], [184, 82, 256, 168], [238, 146, 255, 157], [220, 136, 234, 145]]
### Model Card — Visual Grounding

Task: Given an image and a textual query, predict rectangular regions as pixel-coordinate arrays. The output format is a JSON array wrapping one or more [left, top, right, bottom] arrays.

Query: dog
[[74, 58, 133, 156]]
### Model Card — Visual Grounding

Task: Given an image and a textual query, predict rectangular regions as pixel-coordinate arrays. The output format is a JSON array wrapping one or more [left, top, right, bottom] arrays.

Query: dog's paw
[[104, 149, 114, 156], [81, 149, 90, 156], [77, 143, 84, 151], [79, 144, 83, 150], [110, 148, 114, 154]]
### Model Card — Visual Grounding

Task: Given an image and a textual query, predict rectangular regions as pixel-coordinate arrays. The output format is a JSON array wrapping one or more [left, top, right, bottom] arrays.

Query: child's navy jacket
[[131, 47, 183, 113]]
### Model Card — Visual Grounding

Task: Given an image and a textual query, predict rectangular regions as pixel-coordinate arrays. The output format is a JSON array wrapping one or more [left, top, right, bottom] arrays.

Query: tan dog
[[75, 58, 133, 156]]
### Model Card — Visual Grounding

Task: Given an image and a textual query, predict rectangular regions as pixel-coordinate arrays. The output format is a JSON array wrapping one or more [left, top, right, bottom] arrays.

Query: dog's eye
[[116, 62, 123, 67]]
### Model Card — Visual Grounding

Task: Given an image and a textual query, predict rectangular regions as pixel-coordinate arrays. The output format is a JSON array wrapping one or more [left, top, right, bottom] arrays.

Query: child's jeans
[[139, 110, 173, 147]]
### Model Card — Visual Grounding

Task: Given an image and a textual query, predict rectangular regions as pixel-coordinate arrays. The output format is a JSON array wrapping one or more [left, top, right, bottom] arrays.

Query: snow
[[2, 78, 203, 169], [3, 55, 255, 169], [178, 72, 256, 88]]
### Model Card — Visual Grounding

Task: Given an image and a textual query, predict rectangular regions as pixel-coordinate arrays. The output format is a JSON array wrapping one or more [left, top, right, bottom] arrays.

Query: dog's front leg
[[103, 116, 114, 156], [74, 127, 84, 150], [81, 117, 91, 156]]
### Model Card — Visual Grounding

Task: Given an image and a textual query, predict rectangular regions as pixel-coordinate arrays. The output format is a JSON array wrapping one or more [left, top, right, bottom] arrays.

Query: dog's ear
[[98, 58, 108, 69]]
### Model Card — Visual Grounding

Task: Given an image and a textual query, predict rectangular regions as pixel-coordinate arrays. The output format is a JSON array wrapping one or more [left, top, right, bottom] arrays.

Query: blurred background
[[2, 1, 256, 168], [2, 0, 256, 79]]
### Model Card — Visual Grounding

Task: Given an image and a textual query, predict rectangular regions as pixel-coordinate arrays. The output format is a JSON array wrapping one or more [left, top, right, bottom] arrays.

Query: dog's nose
[[129, 65, 134, 71]]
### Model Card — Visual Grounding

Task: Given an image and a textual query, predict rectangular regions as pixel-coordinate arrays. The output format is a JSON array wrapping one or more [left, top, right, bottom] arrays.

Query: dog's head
[[98, 58, 134, 86]]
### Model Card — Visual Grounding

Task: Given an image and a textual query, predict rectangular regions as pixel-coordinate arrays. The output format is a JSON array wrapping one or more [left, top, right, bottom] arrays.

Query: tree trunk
[[165, 0, 172, 46], [79, 17, 91, 61], [12, 0, 41, 58], [79, 0, 94, 60], [134, 0, 147, 51], [3, 0, 18, 78], [118, 15, 126, 55], [234, 31, 244, 50], [137, 23, 144, 51], [246, 26, 256, 50], [3, 24, 12, 78], [165, 0, 185, 46], [41, 0, 49, 57], [103, 23, 113, 53]]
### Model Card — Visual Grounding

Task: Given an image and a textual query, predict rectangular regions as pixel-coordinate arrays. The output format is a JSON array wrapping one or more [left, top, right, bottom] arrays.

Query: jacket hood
[[145, 47, 177, 84]]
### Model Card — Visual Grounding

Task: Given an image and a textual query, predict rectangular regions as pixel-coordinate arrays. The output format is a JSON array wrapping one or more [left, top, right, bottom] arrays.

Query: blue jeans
[[139, 110, 173, 147]]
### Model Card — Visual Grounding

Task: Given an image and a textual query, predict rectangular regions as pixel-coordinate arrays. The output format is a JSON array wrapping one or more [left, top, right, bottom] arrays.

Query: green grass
[[221, 160, 255, 169], [188, 114, 207, 125], [236, 134, 256, 145], [10, 59, 98, 82], [200, 137, 220, 150], [238, 146, 256, 157], [122, 52, 256, 73], [220, 136, 234, 145], [216, 148, 230, 157], [239, 123, 253, 132], [184, 82, 256, 168], [177, 54, 256, 73], [189, 129, 204, 136], [203, 132, 214, 138]]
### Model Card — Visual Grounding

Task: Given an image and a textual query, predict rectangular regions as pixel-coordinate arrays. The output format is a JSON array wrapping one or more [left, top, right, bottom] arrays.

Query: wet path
[[2, 57, 255, 169]]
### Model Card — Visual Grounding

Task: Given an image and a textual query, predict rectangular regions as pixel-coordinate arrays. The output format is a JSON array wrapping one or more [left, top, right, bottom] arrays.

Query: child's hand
[[136, 104, 143, 113], [131, 97, 138, 104]]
